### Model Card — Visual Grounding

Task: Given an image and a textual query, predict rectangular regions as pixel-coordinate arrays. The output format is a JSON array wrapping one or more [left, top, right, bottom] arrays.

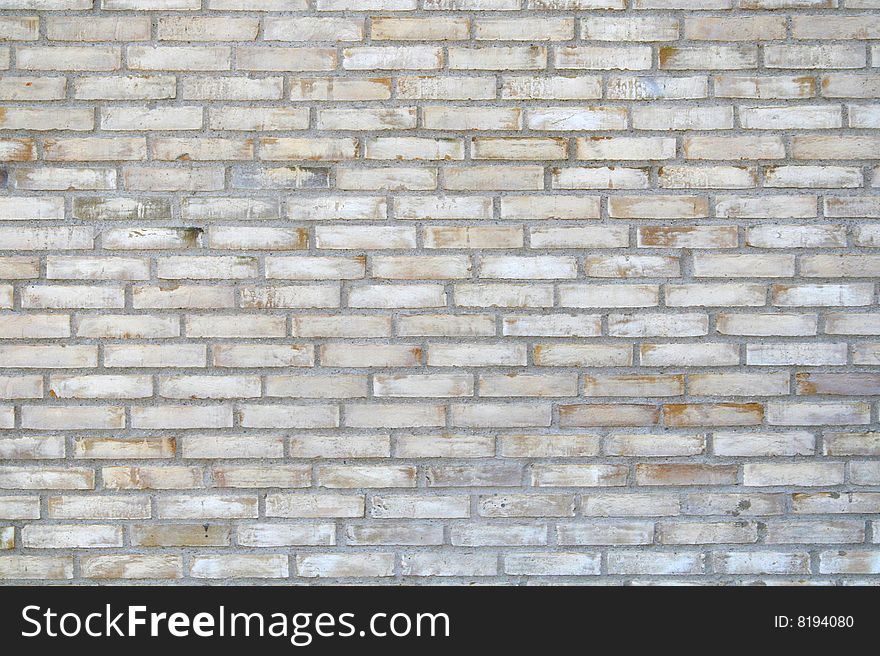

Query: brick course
[[0, 0, 878, 584]]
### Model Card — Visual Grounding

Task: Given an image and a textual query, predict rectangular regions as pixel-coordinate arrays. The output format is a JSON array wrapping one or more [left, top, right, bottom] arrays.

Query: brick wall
[[0, 0, 878, 584]]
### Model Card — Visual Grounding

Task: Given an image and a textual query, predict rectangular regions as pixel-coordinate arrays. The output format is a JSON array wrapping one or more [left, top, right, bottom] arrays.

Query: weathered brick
[[1, 0, 875, 586]]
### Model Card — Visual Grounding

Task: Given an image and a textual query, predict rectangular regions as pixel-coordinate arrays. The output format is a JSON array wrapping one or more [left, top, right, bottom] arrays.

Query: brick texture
[[0, 0, 878, 584]]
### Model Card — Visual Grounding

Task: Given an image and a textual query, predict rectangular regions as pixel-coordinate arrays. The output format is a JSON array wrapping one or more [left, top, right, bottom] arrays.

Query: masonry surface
[[0, 0, 878, 585]]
